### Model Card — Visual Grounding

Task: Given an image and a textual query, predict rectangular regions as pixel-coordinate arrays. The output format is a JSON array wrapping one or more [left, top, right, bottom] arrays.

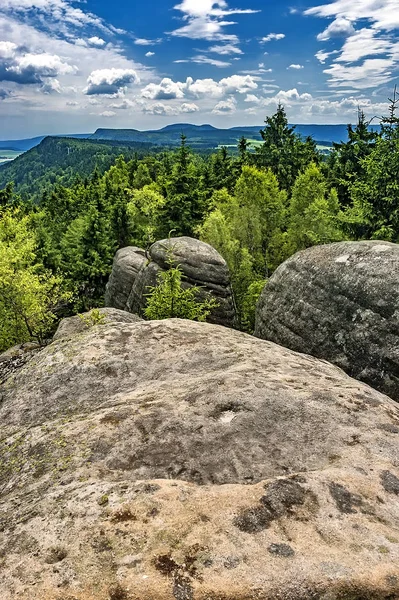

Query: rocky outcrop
[[1, 318, 399, 599], [105, 237, 236, 327], [104, 247, 146, 310], [53, 307, 142, 341], [255, 240, 399, 401]]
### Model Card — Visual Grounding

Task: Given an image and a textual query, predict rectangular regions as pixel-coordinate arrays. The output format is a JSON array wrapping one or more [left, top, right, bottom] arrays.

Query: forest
[[1, 97, 399, 352]]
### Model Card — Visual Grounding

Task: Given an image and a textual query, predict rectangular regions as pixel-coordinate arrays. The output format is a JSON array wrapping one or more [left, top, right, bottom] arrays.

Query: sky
[[0, 0, 398, 138]]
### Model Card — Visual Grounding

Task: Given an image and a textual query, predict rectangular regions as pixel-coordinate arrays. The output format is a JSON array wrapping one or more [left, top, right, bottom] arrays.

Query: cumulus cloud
[[85, 68, 139, 95], [88, 36, 106, 47], [0, 41, 76, 85], [145, 51, 155, 57], [99, 110, 115, 117], [141, 74, 258, 102], [261, 33, 285, 43], [171, 0, 260, 42], [141, 101, 199, 116], [287, 64, 304, 69], [317, 17, 355, 41], [141, 77, 186, 100], [180, 102, 199, 113], [212, 96, 237, 114]]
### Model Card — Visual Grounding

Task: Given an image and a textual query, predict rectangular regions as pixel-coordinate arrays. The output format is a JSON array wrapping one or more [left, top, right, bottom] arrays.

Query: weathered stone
[[53, 307, 142, 341], [0, 319, 398, 599], [255, 240, 399, 400], [104, 246, 146, 310], [111, 237, 236, 327]]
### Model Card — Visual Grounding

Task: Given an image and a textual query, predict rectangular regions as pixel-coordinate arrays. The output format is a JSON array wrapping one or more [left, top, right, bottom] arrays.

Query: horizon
[[0, 0, 398, 138], [0, 120, 379, 143]]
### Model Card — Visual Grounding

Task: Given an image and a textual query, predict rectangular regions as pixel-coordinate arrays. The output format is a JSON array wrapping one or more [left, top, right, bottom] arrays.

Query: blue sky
[[0, 0, 398, 138]]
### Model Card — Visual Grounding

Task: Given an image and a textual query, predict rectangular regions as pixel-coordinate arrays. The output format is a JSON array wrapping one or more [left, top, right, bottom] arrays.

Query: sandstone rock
[[104, 247, 146, 310], [108, 237, 236, 327], [255, 240, 399, 401], [53, 307, 142, 341], [0, 319, 398, 599]]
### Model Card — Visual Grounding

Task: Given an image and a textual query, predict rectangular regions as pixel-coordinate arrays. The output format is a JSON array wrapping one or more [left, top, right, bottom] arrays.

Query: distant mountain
[[0, 136, 142, 198], [0, 123, 382, 155], [0, 133, 91, 152], [89, 123, 358, 149]]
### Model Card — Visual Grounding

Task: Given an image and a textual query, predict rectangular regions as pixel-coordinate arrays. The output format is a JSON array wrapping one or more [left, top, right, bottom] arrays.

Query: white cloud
[[208, 43, 242, 54], [85, 68, 139, 95], [141, 101, 200, 116], [99, 110, 115, 117], [88, 36, 106, 47], [171, 0, 260, 42], [287, 64, 304, 69], [306, 0, 399, 89], [175, 54, 231, 67], [212, 96, 237, 114], [244, 93, 260, 103], [109, 98, 136, 109], [141, 77, 186, 100], [323, 57, 395, 88], [145, 51, 155, 57], [0, 42, 77, 85], [141, 74, 258, 102], [180, 102, 199, 113], [261, 33, 285, 43], [317, 17, 355, 41], [134, 38, 162, 46]]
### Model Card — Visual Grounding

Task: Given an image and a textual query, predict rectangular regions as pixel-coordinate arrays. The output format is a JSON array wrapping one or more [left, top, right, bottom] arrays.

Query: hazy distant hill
[[90, 123, 345, 148], [0, 123, 382, 156], [0, 136, 142, 198]]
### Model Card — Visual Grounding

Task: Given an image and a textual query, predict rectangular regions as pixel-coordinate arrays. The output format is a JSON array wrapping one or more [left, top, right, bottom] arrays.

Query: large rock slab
[[53, 307, 142, 341], [0, 319, 399, 599], [255, 241, 399, 401], [104, 247, 146, 310], [107, 237, 236, 327]]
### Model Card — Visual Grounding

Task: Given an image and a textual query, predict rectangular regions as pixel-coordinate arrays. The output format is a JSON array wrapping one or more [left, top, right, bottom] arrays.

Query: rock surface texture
[[105, 237, 236, 327], [255, 240, 399, 401], [104, 247, 147, 310], [53, 307, 142, 341], [0, 318, 399, 599]]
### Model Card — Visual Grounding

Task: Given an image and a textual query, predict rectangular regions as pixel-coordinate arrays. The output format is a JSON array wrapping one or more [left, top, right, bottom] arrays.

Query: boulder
[[255, 240, 399, 401], [53, 308, 142, 341], [107, 237, 236, 327], [104, 247, 146, 310], [1, 319, 399, 599]]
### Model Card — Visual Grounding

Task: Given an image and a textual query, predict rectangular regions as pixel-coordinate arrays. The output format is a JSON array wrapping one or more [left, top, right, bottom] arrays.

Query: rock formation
[[105, 237, 236, 328], [53, 307, 142, 341], [255, 240, 399, 401], [0, 316, 398, 599], [104, 247, 146, 310]]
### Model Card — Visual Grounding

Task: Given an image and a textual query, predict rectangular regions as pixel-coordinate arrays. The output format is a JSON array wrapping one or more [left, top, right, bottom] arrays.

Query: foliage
[[144, 264, 218, 321], [0, 209, 68, 351], [79, 309, 106, 328], [286, 163, 344, 253], [1, 99, 399, 348], [255, 102, 319, 192]]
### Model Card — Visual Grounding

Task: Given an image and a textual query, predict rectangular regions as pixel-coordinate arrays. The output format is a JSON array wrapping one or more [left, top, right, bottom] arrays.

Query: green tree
[[326, 109, 379, 206], [127, 185, 165, 247], [256, 103, 319, 192], [0, 209, 67, 351], [144, 265, 217, 321], [286, 163, 343, 253]]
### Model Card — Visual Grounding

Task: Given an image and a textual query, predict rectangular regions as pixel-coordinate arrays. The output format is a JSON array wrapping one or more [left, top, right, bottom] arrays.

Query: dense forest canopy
[[1, 97, 399, 351]]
